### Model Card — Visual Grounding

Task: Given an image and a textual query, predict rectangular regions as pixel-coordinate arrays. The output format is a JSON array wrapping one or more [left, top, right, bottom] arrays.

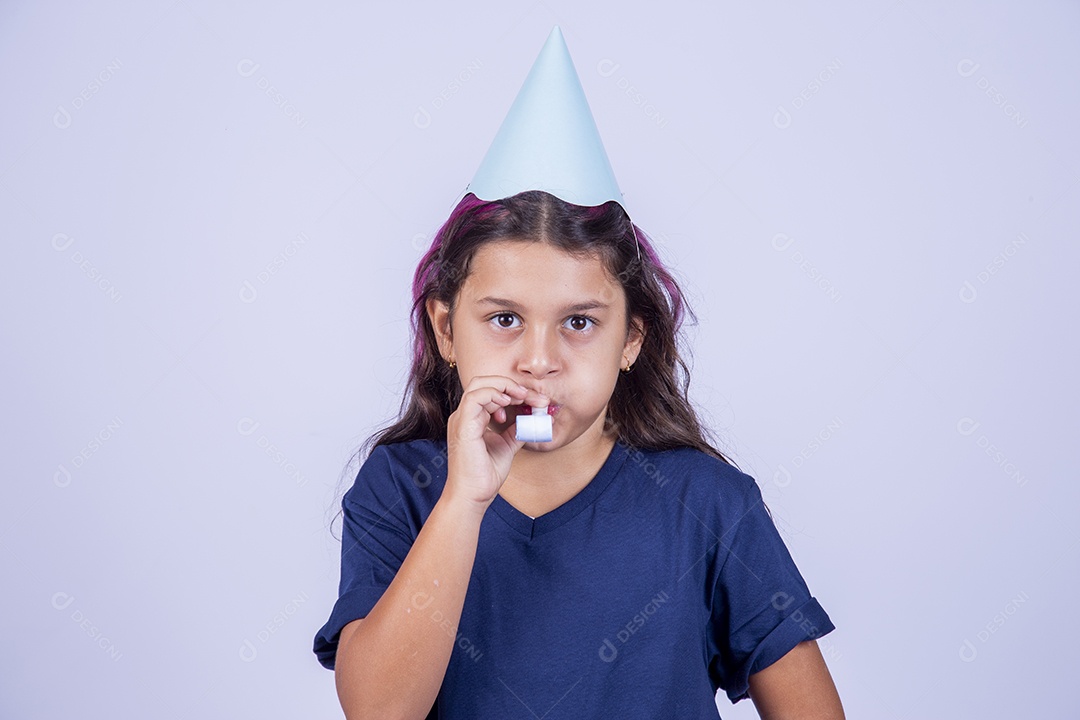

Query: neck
[[499, 417, 617, 516]]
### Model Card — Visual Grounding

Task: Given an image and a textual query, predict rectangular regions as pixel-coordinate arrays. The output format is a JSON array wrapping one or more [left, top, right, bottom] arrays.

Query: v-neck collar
[[489, 441, 630, 539]]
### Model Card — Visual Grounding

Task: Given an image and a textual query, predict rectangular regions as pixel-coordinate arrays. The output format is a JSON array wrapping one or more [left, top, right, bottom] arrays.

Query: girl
[[313, 188, 845, 719]]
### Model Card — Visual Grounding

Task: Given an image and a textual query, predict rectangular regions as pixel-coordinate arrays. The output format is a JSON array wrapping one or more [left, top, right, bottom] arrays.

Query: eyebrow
[[475, 296, 611, 314]]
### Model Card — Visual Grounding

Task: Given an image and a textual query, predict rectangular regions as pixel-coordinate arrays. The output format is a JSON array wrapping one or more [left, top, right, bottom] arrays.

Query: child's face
[[428, 239, 644, 449]]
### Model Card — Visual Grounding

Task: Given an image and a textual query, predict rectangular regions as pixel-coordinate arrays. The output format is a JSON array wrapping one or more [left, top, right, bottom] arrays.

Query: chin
[[520, 440, 559, 451]]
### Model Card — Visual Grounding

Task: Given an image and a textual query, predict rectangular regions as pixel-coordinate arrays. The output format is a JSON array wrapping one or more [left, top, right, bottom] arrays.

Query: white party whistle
[[516, 406, 553, 442]]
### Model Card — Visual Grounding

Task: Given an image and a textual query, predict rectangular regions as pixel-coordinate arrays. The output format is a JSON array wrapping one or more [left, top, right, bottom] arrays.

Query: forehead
[[461, 239, 625, 307]]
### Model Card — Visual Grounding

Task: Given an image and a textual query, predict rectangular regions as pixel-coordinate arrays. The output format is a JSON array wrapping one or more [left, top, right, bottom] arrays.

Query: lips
[[511, 403, 559, 417]]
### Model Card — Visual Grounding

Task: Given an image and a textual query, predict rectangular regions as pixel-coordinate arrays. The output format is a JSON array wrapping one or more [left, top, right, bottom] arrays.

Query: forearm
[[748, 640, 844, 720], [335, 493, 486, 720]]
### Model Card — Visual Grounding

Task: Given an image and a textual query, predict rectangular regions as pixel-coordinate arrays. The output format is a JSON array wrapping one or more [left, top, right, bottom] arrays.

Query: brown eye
[[493, 313, 519, 328], [565, 316, 594, 332]]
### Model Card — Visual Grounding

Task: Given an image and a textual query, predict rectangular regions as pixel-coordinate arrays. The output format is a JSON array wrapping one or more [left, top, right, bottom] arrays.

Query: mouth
[[510, 403, 559, 418]]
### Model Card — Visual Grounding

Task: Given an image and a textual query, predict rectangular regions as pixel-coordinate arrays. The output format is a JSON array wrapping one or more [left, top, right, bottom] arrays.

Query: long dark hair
[[329, 190, 737, 536]]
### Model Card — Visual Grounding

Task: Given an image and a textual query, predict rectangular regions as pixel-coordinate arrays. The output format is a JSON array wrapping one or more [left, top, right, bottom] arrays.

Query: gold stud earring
[[448, 358, 456, 369], [621, 359, 633, 373]]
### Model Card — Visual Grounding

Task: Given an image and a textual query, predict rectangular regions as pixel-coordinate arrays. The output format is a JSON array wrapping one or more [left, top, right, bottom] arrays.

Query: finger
[[460, 384, 514, 407], [455, 387, 515, 436], [480, 399, 507, 423], [460, 376, 550, 407], [498, 424, 525, 452], [461, 375, 528, 396], [503, 396, 551, 420], [484, 423, 523, 464]]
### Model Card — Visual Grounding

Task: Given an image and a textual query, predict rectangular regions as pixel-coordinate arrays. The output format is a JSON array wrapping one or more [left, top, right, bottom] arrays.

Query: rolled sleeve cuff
[[312, 586, 386, 670], [727, 596, 835, 704]]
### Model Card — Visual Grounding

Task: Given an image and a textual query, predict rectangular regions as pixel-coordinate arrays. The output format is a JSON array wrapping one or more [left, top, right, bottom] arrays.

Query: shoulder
[[618, 443, 758, 499], [345, 438, 449, 507], [613, 443, 766, 526], [366, 438, 449, 477]]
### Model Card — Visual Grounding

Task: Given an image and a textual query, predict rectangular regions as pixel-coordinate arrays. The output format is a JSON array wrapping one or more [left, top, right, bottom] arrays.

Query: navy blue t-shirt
[[313, 439, 834, 717]]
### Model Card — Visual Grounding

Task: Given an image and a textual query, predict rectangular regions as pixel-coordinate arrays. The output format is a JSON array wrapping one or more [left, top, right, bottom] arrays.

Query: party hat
[[468, 26, 625, 209]]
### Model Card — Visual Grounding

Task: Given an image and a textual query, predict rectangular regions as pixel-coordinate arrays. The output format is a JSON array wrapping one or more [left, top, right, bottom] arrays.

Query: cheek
[[575, 364, 622, 405], [566, 338, 624, 377], [455, 325, 493, 359], [459, 340, 508, 369]]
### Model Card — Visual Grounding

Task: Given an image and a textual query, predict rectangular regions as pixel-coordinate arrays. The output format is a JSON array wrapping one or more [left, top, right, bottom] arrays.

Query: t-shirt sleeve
[[313, 445, 418, 670], [706, 474, 835, 704]]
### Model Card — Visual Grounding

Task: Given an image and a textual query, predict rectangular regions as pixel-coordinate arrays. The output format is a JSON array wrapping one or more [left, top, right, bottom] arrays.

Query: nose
[[517, 323, 560, 379]]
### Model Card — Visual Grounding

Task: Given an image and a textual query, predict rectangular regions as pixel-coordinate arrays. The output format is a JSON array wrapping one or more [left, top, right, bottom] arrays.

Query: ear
[[623, 314, 646, 366], [425, 297, 454, 362]]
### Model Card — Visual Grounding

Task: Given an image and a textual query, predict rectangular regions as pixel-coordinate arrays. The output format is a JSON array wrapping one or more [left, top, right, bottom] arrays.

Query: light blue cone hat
[[468, 26, 625, 209]]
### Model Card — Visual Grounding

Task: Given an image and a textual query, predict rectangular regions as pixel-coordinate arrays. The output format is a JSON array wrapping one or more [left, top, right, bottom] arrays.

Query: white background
[[2, 1, 1077, 718]]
